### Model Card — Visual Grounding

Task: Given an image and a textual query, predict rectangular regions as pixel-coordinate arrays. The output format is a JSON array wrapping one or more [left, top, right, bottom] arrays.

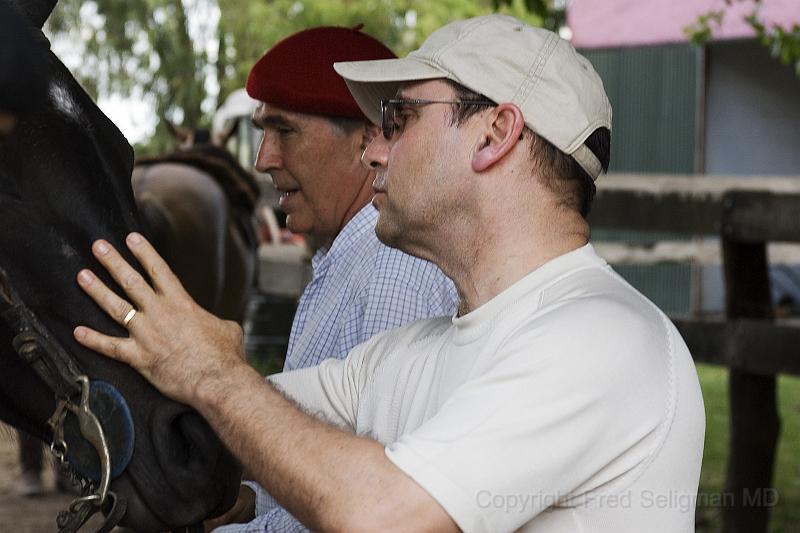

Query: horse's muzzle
[[115, 402, 240, 531]]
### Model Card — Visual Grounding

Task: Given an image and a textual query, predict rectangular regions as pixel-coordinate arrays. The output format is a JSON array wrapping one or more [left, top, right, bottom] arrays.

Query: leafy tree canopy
[[684, 0, 800, 78], [46, 0, 561, 154]]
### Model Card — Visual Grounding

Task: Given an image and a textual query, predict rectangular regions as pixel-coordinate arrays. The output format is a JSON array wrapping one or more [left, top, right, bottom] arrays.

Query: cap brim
[[334, 57, 447, 126]]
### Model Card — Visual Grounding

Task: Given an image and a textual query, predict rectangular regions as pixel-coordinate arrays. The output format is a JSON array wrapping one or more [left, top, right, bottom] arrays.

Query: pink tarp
[[567, 0, 800, 49]]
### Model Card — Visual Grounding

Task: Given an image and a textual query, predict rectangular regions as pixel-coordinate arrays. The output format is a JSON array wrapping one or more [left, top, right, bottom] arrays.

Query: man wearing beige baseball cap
[[74, 15, 705, 532]]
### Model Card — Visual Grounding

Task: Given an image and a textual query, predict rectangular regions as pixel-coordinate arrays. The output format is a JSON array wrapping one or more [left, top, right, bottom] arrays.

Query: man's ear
[[362, 122, 380, 150], [471, 104, 526, 172]]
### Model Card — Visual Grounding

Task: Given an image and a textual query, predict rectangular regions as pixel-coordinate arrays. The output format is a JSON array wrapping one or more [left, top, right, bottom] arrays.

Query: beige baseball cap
[[334, 14, 612, 180]]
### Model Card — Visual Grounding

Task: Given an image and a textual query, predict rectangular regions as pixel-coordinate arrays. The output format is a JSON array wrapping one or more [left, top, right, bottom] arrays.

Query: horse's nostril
[[150, 403, 219, 497], [115, 402, 240, 529], [164, 413, 194, 468]]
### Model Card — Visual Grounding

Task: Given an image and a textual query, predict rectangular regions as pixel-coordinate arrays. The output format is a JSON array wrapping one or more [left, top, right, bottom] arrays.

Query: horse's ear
[[7, 0, 57, 28], [164, 119, 192, 145], [213, 120, 237, 148]]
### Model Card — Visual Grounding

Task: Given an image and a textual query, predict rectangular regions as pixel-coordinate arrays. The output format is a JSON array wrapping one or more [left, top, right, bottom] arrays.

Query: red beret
[[246, 26, 396, 120]]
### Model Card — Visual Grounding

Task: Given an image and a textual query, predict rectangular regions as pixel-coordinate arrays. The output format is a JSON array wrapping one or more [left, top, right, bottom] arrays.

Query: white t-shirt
[[271, 244, 705, 533]]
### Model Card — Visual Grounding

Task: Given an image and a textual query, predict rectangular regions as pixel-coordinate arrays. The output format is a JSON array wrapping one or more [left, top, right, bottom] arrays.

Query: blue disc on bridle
[[63, 380, 135, 481]]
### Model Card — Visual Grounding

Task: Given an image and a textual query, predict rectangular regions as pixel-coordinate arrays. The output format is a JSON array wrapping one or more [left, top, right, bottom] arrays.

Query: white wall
[[705, 40, 800, 175], [701, 39, 800, 314]]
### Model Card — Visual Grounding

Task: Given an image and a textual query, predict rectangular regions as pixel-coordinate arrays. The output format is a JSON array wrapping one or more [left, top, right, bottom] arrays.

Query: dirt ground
[[0, 423, 107, 532]]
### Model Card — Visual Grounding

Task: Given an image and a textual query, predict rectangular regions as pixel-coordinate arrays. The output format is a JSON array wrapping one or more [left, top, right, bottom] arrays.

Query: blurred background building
[[568, 0, 800, 316]]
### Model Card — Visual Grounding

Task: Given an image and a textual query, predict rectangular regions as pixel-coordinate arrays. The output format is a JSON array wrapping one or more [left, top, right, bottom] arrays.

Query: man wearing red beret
[[213, 25, 458, 531]]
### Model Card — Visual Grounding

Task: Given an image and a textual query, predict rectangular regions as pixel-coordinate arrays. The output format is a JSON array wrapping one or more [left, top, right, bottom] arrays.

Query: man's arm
[[73, 234, 458, 533], [200, 365, 455, 532]]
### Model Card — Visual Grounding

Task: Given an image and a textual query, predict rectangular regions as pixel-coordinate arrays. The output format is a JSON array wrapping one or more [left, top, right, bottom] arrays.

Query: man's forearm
[[194, 362, 403, 532]]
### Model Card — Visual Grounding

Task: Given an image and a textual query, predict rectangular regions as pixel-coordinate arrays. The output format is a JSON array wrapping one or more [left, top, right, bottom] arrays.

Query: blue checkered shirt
[[214, 203, 458, 533]]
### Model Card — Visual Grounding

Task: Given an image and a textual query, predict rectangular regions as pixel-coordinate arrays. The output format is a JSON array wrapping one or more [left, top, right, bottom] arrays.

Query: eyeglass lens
[[381, 100, 398, 140]]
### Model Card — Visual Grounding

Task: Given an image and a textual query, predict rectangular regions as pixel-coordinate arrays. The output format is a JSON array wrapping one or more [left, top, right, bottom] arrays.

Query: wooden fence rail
[[590, 174, 800, 533], [673, 318, 800, 376]]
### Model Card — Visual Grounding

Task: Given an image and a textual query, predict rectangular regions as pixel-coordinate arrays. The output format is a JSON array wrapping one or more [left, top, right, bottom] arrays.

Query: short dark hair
[[446, 80, 610, 218]]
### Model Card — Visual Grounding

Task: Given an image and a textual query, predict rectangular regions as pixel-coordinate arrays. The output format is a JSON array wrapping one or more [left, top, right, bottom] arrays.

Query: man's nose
[[254, 132, 282, 173], [361, 135, 389, 171]]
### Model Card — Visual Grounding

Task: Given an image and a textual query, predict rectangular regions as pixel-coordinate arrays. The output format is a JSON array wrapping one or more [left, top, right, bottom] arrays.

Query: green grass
[[695, 364, 800, 532]]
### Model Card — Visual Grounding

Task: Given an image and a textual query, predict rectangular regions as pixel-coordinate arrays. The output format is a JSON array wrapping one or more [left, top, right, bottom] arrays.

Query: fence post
[[720, 193, 780, 533]]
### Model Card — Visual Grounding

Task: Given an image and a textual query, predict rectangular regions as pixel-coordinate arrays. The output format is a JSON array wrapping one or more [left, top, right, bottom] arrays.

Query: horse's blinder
[[0, 268, 134, 533]]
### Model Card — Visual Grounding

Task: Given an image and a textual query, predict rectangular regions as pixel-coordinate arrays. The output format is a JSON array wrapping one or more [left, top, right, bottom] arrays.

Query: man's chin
[[284, 216, 310, 238], [374, 218, 402, 249]]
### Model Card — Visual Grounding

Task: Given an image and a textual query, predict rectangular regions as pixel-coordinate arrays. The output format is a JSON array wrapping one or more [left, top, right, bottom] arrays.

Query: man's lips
[[277, 188, 300, 207], [371, 189, 386, 210]]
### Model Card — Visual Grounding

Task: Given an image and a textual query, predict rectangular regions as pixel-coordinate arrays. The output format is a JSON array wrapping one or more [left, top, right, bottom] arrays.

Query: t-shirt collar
[[451, 243, 604, 342]]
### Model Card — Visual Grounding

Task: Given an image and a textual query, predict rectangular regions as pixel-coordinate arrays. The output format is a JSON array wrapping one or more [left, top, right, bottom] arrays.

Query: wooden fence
[[590, 174, 800, 533]]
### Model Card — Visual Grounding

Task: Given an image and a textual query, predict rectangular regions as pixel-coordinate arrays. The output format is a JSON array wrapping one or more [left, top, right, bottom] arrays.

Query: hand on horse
[[73, 233, 248, 405]]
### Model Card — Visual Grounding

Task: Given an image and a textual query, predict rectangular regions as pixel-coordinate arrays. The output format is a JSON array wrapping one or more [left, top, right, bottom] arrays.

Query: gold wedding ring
[[122, 308, 138, 327]]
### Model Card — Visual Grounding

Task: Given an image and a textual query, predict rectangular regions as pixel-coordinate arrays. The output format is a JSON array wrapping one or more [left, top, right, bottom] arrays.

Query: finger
[[73, 326, 137, 367], [92, 239, 154, 308], [77, 269, 141, 328], [125, 232, 187, 297]]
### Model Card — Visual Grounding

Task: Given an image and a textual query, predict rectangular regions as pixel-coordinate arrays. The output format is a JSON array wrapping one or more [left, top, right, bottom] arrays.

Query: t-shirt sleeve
[[384, 313, 667, 533], [268, 358, 357, 430], [268, 332, 388, 430]]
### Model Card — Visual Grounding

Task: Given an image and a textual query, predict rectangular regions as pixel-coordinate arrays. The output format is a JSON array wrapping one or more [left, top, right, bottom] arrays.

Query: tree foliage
[[46, 0, 560, 154], [684, 0, 800, 78], [48, 0, 220, 153]]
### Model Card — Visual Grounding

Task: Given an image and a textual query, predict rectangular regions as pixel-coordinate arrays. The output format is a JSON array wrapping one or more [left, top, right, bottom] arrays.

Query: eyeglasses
[[380, 98, 496, 140]]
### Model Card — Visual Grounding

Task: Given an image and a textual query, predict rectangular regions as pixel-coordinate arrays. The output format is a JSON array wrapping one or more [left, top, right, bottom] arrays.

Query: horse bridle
[[0, 268, 126, 533]]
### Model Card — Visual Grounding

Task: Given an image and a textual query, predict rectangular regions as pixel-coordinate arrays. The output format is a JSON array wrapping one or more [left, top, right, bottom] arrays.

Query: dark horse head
[[0, 0, 240, 530]]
